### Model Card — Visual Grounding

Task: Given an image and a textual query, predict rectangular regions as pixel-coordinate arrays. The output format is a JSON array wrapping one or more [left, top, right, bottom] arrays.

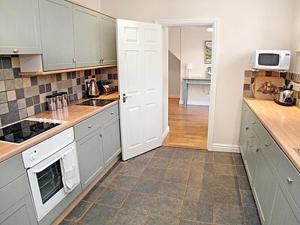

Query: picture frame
[[204, 40, 212, 64]]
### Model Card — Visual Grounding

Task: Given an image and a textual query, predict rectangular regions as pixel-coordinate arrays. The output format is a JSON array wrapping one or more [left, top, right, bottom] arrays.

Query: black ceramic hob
[[0, 120, 61, 144], [77, 99, 114, 107]]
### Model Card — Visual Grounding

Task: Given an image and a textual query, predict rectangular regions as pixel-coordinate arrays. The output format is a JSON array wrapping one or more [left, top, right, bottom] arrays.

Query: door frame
[[156, 18, 219, 151]]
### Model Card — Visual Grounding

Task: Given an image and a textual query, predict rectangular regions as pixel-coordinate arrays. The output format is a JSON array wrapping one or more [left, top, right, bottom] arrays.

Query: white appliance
[[252, 50, 291, 71], [22, 127, 80, 221]]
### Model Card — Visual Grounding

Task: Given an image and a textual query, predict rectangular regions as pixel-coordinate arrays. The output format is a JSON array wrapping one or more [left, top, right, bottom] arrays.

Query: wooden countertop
[[0, 93, 119, 163], [244, 98, 300, 171]]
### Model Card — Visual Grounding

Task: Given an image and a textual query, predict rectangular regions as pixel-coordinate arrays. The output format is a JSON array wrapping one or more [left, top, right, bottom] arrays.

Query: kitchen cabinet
[[73, 6, 101, 68], [0, 0, 41, 54], [75, 103, 121, 189], [252, 149, 277, 224], [77, 131, 104, 189], [269, 182, 300, 225], [239, 101, 300, 225], [39, 0, 76, 71], [100, 15, 117, 65], [0, 195, 37, 225], [102, 117, 121, 164], [0, 154, 37, 225]]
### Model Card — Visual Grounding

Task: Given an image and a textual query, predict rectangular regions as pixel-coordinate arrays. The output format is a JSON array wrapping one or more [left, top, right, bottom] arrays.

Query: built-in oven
[[22, 127, 80, 221]]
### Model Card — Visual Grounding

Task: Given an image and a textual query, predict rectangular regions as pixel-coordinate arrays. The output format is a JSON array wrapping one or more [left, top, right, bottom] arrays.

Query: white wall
[[168, 26, 212, 105], [101, 0, 295, 149], [180, 26, 211, 105], [168, 27, 181, 98], [71, 0, 101, 11], [291, 1, 300, 73]]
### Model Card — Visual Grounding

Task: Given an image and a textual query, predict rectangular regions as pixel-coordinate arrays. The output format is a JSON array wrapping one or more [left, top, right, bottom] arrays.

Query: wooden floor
[[163, 98, 209, 150]]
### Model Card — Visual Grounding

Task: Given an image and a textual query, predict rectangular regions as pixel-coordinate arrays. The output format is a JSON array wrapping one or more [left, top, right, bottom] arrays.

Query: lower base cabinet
[[75, 103, 121, 189], [240, 101, 300, 225], [269, 183, 300, 225], [77, 131, 104, 189], [0, 195, 37, 225], [252, 150, 277, 224], [102, 117, 121, 164]]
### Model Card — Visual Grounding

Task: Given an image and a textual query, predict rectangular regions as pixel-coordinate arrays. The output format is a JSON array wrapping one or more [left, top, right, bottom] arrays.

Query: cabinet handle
[[252, 121, 257, 125], [256, 148, 260, 152], [88, 125, 92, 128], [265, 142, 270, 147], [287, 177, 294, 184], [111, 112, 115, 115], [245, 127, 249, 130], [13, 49, 19, 53], [100, 134, 103, 137]]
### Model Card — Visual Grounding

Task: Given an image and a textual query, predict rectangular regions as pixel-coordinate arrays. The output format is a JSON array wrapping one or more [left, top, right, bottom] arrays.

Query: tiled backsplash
[[0, 56, 118, 127], [243, 70, 300, 107]]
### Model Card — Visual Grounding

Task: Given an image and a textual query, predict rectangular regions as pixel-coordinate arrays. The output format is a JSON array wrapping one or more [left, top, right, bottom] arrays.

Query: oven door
[[27, 142, 80, 221]]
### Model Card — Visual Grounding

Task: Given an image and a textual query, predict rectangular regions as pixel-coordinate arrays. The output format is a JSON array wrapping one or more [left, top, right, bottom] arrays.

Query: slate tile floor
[[60, 147, 261, 225]]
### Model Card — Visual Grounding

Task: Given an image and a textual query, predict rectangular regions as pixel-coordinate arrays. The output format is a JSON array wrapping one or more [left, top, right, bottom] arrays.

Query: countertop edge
[[0, 99, 119, 163]]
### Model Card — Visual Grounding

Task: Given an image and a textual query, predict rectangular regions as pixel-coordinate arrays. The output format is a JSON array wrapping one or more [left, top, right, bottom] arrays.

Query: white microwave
[[252, 50, 291, 71]]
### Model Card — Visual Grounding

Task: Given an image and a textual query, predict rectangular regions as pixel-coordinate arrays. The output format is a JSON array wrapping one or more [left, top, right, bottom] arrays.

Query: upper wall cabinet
[[39, 0, 76, 71], [73, 6, 101, 68], [0, 0, 41, 54], [100, 15, 117, 65]]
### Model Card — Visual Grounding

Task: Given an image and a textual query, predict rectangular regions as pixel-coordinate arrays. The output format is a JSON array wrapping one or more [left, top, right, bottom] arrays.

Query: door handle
[[122, 93, 128, 103]]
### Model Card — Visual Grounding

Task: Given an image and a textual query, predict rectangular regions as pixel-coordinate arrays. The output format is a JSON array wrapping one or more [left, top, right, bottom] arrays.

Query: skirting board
[[162, 126, 170, 142], [209, 143, 240, 153]]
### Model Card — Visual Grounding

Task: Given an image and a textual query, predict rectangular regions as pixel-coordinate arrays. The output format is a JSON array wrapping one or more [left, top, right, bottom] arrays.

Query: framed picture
[[204, 41, 212, 64]]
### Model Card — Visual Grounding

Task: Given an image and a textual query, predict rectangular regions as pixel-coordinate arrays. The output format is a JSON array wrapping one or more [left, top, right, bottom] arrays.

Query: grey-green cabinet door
[[102, 117, 121, 164], [0, 0, 41, 54], [0, 195, 37, 225], [39, 0, 75, 71], [77, 131, 104, 189], [268, 183, 300, 225], [100, 15, 117, 65], [73, 6, 100, 68], [252, 150, 277, 225], [244, 131, 259, 185]]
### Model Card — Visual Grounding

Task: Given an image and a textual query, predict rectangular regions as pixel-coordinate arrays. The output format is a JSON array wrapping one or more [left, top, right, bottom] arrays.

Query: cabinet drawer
[[0, 174, 30, 215], [105, 104, 119, 120], [276, 150, 300, 209], [0, 154, 25, 189], [74, 103, 119, 140], [75, 111, 107, 140]]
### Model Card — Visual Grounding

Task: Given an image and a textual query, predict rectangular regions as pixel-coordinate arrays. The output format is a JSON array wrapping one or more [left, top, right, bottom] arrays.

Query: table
[[182, 77, 211, 106]]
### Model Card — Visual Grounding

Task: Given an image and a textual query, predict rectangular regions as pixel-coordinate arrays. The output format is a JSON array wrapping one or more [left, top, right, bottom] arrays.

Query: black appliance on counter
[[97, 80, 117, 95]]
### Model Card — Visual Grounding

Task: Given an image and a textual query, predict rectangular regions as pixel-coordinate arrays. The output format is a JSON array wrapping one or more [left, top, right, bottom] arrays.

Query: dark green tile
[[133, 178, 160, 194], [213, 204, 244, 225], [80, 204, 117, 225], [181, 200, 213, 223], [96, 188, 129, 208]]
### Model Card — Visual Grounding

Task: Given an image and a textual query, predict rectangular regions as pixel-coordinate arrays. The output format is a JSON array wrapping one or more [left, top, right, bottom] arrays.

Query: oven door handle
[[30, 157, 62, 174]]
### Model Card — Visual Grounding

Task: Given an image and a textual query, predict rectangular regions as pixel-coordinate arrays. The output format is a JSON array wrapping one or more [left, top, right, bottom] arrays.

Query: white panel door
[[117, 19, 162, 160]]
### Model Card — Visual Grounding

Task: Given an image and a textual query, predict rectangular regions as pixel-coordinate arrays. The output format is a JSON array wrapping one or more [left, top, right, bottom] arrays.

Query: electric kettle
[[274, 81, 295, 106], [87, 79, 100, 97]]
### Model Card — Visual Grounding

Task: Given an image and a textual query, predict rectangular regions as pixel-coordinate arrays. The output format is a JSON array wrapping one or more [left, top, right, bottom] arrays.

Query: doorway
[[158, 19, 218, 151]]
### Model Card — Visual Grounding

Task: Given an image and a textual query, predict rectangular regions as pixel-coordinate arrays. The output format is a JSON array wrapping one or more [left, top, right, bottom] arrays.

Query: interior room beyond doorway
[[163, 25, 213, 150]]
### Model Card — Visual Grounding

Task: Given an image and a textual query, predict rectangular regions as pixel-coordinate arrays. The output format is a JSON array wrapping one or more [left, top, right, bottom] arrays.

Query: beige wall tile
[[0, 81, 5, 92], [27, 106, 34, 117], [7, 90, 16, 101], [11, 57, 20, 68], [22, 78, 31, 88]]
